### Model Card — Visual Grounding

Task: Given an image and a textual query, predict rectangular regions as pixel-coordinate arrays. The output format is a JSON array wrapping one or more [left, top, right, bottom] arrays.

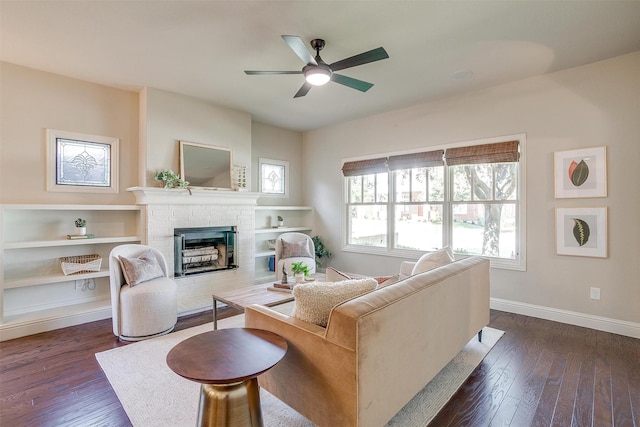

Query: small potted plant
[[153, 169, 189, 189], [290, 261, 310, 283], [74, 218, 87, 235], [277, 215, 284, 227]]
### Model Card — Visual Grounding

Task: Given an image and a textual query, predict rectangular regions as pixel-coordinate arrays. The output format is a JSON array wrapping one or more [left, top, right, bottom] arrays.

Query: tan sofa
[[245, 256, 490, 427]]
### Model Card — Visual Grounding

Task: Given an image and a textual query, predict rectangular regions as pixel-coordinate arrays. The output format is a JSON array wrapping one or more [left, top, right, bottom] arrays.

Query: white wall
[[251, 120, 304, 205], [0, 62, 139, 204], [141, 87, 252, 187], [303, 52, 640, 327]]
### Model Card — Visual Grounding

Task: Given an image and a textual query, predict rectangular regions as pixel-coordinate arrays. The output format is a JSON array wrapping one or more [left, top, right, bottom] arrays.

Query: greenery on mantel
[[153, 170, 189, 189]]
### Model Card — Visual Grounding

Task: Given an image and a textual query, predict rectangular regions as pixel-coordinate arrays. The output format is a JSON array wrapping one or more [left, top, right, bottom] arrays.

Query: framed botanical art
[[554, 146, 607, 198], [46, 129, 119, 193], [556, 207, 607, 258]]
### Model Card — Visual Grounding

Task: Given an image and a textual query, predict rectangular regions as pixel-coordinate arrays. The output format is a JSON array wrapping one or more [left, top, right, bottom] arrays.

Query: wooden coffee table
[[211, 282, 294, 329], [166, 328, 287, 427]]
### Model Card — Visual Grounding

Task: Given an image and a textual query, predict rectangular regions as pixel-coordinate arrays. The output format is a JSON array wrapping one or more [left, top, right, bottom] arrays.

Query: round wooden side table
[[166, 328, 287, 427]]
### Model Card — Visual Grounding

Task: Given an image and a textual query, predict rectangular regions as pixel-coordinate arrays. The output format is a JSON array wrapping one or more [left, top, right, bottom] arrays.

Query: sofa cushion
[[292, 278, 378, 327], [411, 246, 455, 275], [281, 239, 313, 259], [118, 250, 164, 286]]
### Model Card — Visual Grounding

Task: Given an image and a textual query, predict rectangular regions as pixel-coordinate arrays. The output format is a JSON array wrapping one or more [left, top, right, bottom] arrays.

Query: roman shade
[[342, 157, 388, 176], [387, 150, 444, 171], [445, 140, 519, 165]]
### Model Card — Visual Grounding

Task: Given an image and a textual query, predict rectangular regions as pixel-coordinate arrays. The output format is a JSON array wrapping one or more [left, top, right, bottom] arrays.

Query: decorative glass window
[[46, 129, 119, 193], [259, 158, 289, 197]]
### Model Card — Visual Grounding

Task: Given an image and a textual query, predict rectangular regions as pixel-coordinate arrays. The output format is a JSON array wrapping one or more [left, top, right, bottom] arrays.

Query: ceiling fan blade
[[282, 35, 317, 66], [294, 82, 313, 98], [331, 74, 374, 92], [245, 70, 302, 75], [329, 47, 389, 72]]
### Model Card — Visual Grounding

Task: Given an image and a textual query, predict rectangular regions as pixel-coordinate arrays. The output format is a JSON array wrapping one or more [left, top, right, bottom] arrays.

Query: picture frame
[[555, 207, 607, 258], [46, 129, 119, 193], [554, 146, 606, 198]]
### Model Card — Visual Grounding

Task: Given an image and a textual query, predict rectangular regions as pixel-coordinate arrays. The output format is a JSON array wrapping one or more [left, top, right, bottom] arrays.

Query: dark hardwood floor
[[1, 309, 638, 426]]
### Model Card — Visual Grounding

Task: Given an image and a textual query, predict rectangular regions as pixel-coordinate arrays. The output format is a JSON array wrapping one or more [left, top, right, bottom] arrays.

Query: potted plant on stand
[[291, 261, 310, 284], [277, 215, 284, 227], [312, 235, 332, 269], [74, 218, 87, 236]]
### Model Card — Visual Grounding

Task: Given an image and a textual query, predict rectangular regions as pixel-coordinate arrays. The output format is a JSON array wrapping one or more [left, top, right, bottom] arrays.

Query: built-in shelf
[[255, 226, 312, 235], [4, 269, 110, 289], [253, 206, 314, 282], [3, 236, 142, 249], [1, 204, 143, 341]]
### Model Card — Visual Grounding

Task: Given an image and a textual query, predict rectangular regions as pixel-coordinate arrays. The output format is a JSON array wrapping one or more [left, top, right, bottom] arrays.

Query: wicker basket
[[60, 254, 102, 276]]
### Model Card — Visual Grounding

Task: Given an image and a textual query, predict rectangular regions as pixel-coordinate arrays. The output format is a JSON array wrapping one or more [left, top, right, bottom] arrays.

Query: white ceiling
[[2, 1, 639, 132]]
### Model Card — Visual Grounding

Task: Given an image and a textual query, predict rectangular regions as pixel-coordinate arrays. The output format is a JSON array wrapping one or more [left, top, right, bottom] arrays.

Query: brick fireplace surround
[[128, 187, 260, 314]]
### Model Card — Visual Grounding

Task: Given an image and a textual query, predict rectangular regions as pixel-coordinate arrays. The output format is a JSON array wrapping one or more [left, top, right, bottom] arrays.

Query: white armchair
[[109, 244, 177, 341], [274, 232, 316, 281]]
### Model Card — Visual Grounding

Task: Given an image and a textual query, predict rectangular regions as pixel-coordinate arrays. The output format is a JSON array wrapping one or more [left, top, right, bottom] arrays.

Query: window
[[343, 136, 525, 270], [46, 129, 119, 193], [259, 158, 289, 197]]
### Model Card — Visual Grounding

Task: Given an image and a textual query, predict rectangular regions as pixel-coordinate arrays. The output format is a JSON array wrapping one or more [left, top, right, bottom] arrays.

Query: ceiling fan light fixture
[[304, 64, 332, 86]]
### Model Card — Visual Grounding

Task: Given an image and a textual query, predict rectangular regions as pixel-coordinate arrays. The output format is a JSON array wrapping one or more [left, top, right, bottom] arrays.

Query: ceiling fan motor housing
[[303, 62, 332, 85]]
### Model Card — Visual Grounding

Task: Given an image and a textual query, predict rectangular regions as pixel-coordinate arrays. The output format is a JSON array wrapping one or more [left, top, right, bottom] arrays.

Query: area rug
[[96, 311, 503, 427]]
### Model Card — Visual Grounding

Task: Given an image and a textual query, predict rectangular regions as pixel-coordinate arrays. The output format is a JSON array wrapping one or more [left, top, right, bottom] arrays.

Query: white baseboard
[[491, 298, 640, 339], [0, 308, 112, 342]]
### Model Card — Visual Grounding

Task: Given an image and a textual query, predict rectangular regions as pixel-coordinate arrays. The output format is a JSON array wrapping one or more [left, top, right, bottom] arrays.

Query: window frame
[[343, 134, 526, 271]]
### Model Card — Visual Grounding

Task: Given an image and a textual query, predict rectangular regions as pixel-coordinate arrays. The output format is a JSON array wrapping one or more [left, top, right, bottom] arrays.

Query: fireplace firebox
[[173, 226, 238, 277]]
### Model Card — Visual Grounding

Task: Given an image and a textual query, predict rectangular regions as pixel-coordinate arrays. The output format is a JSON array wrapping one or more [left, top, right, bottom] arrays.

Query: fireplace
[[174, 226, 238, 277]]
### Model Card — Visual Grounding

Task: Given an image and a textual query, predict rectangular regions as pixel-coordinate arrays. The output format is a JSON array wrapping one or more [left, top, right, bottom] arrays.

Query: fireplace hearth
[[174, 226, 238, 277]]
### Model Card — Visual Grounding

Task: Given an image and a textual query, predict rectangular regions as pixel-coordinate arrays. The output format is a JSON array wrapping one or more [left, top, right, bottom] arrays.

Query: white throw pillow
[[118, 250, 164, 286], [292, 278, 378, 327], [411, 247, 455, 275]]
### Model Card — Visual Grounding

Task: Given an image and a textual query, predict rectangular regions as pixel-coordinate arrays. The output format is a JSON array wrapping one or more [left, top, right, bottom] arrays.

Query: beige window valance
[[342, 141, 519, 176], [387, 150, 444, 171], [341, 158, 388, 176], [444, 140, 519, 166]]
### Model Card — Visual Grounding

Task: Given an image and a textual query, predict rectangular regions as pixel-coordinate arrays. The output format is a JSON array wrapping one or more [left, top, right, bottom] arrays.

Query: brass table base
[[197, 378, 263, 427]]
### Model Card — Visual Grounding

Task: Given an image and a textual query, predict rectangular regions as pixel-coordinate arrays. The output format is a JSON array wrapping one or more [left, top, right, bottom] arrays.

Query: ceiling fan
[[245, 35, 389, 98]]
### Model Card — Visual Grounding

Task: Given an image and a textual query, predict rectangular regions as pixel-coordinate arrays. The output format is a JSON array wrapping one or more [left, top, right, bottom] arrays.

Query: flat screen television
[[179, 141, 233, 190]]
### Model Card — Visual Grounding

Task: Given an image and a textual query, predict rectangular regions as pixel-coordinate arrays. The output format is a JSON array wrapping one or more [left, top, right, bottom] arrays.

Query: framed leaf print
[[554, 146, 607, 198], [556, 207, 607, 258]]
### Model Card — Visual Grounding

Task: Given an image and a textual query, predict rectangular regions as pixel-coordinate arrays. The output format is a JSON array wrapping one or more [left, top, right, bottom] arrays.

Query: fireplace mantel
[[127, 187, 261, 206]]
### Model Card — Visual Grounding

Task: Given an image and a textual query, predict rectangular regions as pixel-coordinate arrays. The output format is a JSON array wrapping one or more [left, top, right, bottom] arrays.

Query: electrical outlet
[[590, 287, 601, 300], [75, 280, 84, 290]]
